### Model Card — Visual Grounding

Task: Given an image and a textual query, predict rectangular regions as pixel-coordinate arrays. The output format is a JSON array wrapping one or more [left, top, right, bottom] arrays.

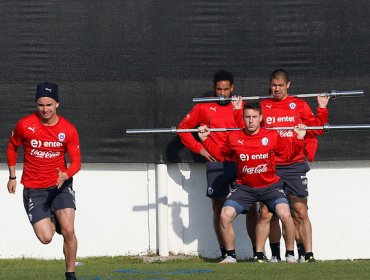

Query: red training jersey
[[7, 112, 81, 189], [202, 128, 304, 188], [178, 102, 238, 162], [260, 96, 328, 164]]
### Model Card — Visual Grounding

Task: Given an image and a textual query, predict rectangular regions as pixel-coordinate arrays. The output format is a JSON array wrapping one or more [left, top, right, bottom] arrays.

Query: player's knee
[[38, 234, 53, 244], [62, 228, 75, 240], [278, 211, 293, 225], [220, 210, 234, 226], [294, 208, 309, 222], [259, 210, 272, 223]]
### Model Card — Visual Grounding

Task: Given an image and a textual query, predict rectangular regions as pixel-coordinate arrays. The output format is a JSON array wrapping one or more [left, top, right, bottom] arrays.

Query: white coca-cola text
[[278, 130, 293, 138], [242, 164, 268, 174], [30, 149, 61, 159]]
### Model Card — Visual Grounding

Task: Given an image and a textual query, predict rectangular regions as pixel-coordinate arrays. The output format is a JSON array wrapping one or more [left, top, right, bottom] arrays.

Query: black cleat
[[65, 272, 77, 280], [305, 256, 316, 262]]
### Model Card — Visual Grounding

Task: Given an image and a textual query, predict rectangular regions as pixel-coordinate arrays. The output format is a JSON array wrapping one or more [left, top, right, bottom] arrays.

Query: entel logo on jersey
[[265, 116, 295, 125], [239, 154, 249, 161], [30, 139, 63, 148], [289, 102, 296, 109], [240, 152, 269, 161]]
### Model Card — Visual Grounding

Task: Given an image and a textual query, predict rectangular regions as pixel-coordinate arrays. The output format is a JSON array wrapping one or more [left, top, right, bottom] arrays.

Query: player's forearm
[[7, 145, 18, 167], [8, 165, 16, 178], [66, 160, 81, 178]]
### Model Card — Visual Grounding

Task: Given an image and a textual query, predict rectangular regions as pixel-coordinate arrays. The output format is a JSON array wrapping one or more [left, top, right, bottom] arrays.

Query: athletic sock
[[285, 250, 294, 257], [226, 249, 236, 259], [297, 243, 305, 258], [270, 242, 281, 259], [252, 246, 256, 256], [220, 246, 227, 257], [255, 251, 265, 259]]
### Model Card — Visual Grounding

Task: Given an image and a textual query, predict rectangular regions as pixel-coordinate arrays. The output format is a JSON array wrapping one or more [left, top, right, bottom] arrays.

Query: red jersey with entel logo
[[7, 112, 81, 189], [178, 102, 237, 162], [203, 128, 304, 188], [260, 96, 328, 164]]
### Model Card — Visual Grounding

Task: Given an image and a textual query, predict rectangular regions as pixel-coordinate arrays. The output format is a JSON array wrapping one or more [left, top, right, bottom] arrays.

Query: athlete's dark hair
[[243, 102, 261, 114], [270, 69, 290, 83], [213, 69, 234, 85]]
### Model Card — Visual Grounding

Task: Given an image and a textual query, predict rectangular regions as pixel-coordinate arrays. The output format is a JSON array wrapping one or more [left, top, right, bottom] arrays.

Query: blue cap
[[35, 82, 59, 102]]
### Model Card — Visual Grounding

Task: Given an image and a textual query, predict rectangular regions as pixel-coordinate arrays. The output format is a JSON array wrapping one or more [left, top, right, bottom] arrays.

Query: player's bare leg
[[275, 203, 296, 263], [290, 195, 315, 262], [56, 208, 78, 273], [246, 204, 258, 255], [255, 204, 272, 254], [269, 215, 282, 261], [212, 198, 226, 255], [32, 218, 56, 244], [219, 206, 238, 263]]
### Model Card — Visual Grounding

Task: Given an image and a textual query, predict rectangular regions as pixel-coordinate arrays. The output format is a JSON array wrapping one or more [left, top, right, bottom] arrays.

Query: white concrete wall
[[0, 161, 369, 260]]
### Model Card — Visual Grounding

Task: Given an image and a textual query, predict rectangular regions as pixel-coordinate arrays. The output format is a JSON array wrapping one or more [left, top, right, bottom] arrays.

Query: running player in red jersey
[[198, 102, 307, 263], [7, 82, 81, 280], [178, 70, 258, 260]]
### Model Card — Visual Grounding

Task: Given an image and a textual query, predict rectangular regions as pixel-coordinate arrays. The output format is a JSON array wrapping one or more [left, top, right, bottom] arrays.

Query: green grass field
[[1, 256, 370, 280]]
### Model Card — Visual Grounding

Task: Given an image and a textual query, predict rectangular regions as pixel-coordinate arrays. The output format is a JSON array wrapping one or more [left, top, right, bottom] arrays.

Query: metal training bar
[[266, 124, 370, 131], [126, 124, 370, 134], [192, 90, 364, 103], [126, 127, 242, 134]]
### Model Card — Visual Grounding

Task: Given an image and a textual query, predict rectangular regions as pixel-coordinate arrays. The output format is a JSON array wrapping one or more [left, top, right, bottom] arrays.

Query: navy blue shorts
[[276, 161, 310, 198], [23, 179, 76, 224], [224, 181, 289, 215], [206, 161, 236, 198]]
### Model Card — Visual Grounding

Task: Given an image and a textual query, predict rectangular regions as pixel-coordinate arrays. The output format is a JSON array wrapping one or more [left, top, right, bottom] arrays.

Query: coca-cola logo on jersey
[[242, 164, 268, 174], [265, 116, 295, 125], [30, 149, 61, 159], [30, 139, 63, 148], [278, 130, 293, 138]]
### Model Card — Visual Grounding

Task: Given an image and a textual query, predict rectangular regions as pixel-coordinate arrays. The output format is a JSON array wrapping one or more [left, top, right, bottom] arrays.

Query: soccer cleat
[[269, 256, 281, 263], [305, 256, 316, 263], [285, 254, 297, 263], [219, 255, 237, 264], [65, 272, 77, 280], [298, 256, 305, 263], [253, 255, 268, 263]]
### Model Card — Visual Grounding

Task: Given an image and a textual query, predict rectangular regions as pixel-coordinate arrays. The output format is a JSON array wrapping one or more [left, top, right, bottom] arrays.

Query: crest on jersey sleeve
[[289, 102, 296, 109], [261, 137, 269, 146], [58, 132, 66, 142]]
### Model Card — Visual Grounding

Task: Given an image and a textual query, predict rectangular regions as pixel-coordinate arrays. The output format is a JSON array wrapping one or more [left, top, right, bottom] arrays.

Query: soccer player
[[178, 70, 258, 259], [198, 102, 307, 263], [7, 82, 81, 280], [235, 69, 329, 262]]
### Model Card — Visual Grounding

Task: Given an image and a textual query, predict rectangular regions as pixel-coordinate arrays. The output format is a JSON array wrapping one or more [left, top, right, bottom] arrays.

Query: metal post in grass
[[156, 163, 169, 256]]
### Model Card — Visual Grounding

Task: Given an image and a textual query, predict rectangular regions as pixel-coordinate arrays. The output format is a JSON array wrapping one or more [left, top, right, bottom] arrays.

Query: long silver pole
[[126, 124, 370, 134], [266, 124, 370, 131], [192, 90, 364, 103], [126, 127, 242, 134]]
